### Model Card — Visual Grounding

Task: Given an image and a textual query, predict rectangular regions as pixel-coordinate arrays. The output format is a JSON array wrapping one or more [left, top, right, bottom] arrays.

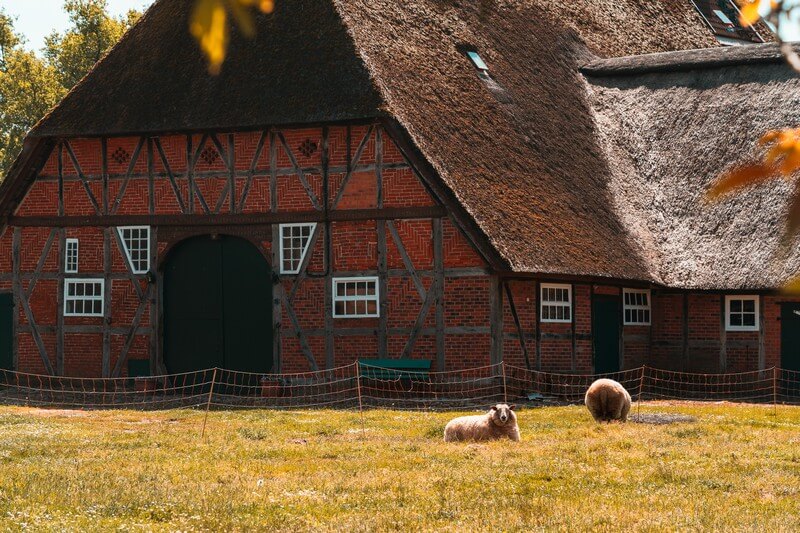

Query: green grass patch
[[0, 403, 797, 531]]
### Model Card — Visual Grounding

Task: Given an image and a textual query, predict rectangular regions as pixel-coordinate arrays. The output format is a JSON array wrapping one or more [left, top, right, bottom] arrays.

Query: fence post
[[355, 362, 366, 436], [500, 361, 509, 404], [773, 366, 778, 416], [201, 367, 218, 440], [637, 366, 646, 419]]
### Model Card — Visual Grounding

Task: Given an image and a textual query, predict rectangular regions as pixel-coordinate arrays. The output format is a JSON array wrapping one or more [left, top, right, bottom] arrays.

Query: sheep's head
[[490, 404, 516, 426]]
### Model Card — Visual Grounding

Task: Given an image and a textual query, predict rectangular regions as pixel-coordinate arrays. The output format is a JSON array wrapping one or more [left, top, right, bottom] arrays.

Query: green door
[[0, 293, 12, 371], [163, 235, 273, 376], [781, 303, 800, 372], [593, 295, 620, 374]]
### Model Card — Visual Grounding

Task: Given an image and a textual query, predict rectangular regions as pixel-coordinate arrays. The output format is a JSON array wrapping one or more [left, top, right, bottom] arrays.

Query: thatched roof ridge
[[582, 42, 793, 76]]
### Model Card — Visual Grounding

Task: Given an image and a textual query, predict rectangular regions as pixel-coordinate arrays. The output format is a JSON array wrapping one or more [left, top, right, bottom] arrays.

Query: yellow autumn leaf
[[739, 1, 761, 26], [190, 0, 276, 74], [707, 163, 779, 199], [759, 129, 782, 145], [781, 145, 800, 175], [783, 275, 800, 295]]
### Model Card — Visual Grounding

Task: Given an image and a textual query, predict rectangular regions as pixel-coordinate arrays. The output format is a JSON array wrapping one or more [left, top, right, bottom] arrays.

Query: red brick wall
[[7, 123, 493, 376], [9, 123, 800, 377], [497, 284, 800, 375]]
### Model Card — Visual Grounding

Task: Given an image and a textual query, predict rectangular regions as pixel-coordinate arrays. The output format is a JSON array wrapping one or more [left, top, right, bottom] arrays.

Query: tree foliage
[[44, 0, 140, 89], [0, 1, 139, 177]]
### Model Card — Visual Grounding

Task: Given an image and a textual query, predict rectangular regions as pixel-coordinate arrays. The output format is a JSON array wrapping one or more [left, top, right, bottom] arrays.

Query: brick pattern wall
[[499, 283, 800, 375], [8, 123, 800, 377], [6, 123, 491, 376]]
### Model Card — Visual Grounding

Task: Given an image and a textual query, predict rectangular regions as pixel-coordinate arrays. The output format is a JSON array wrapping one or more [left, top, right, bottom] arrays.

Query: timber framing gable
[[2, 119, 681, 377]]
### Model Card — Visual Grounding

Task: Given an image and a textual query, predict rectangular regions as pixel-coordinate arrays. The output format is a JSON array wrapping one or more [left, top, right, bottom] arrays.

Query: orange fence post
[[356, 362, 366, 436], [501, 361, 508, 404], [201, 367, 218, 440], [773, 366, 778, 416], [637, 366, 646, 419]]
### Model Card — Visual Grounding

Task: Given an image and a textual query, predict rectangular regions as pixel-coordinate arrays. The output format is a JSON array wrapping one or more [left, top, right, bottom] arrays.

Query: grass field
[[0, 403, 798, 531]]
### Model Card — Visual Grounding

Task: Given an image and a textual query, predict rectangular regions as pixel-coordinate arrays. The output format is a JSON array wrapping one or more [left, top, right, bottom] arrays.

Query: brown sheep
[[444, 404, 520, 442], [585, 378, 631, 422]]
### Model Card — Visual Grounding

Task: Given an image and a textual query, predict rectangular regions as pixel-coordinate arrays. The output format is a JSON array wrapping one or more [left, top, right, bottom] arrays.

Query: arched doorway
[[163, 235, 273, 376]]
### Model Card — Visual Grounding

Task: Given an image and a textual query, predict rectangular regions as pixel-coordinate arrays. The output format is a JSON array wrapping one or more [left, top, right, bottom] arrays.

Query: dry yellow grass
[[0, 403, 798, 531]]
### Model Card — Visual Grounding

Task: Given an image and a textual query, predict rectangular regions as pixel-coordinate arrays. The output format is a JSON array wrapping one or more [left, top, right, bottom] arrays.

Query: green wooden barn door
[[220, 236, 273, 373], [593, 295, 621, 374], [0, 293, 13, 371], [781, 303, 800, 398], [781, 303, 800, 372], [163, 235, 273, 377]]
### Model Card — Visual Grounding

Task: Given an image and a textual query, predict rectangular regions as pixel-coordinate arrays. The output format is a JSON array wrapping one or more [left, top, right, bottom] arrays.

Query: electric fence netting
[[0, 364, 799, 412]]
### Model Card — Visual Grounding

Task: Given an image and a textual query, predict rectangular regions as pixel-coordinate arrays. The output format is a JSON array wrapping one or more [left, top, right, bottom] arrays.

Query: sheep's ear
[[509, 405, 516, 411], [490, 405, 497, 411]]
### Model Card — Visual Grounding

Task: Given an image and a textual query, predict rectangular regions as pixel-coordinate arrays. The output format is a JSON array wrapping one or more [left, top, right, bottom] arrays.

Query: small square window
[[64, 279, 104, 317], [279, 223, 317, 274], [623, 289, 651, 326], [332, 277, 379, 318], [540, 283, 571, 323], [725, 295, 759, 332]]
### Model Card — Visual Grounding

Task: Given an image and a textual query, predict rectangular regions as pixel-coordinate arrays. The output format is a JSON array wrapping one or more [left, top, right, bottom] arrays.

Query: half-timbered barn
[[1, 0, 800, 379]]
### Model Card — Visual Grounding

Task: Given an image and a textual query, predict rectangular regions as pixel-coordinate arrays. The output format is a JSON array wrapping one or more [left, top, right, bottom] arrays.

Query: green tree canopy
[[44, 0, 140, 89], [0, 1, 140, 178]]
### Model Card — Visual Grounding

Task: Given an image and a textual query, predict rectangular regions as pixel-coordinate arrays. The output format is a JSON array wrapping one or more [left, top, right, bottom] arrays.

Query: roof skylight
[[467, 51, 489, 72]]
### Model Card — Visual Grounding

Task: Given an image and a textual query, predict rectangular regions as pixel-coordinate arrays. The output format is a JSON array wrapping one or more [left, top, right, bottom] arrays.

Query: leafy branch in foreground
[[709, 2, 800, 291], [190, 0, 274, 74]]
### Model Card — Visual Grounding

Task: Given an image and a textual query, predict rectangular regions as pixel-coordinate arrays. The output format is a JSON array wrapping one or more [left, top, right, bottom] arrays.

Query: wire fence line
[[0, 363, 799, 412]]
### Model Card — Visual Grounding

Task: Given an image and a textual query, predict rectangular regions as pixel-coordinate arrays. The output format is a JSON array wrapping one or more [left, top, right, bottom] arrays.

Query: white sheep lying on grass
[[444, 404, 520, 442], [585, 378, 631, 422]]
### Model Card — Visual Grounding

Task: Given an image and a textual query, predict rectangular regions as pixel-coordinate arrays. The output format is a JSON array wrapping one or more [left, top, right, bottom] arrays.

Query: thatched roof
[[7, 0, 798, 289], [29, 0, 385, 137], [586, 46, 800, 290], [331, 0, 718, 284]]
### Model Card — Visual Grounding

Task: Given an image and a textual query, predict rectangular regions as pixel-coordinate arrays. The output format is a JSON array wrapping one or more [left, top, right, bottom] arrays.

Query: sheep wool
[[444, 404, 520, 442], [585, 378, 631, 422]]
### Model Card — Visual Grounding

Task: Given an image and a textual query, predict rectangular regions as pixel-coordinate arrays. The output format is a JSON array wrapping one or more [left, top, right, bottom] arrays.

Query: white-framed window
[[64, 279, 104, 317], [623, 289, 651, 325], [65, 239, 79, 274], [333, 277, 379, 318], [540, 283, 572, 323], [279, 223, 316, 274], [118, 226, 150, 274], [725, 295, 760, 332]]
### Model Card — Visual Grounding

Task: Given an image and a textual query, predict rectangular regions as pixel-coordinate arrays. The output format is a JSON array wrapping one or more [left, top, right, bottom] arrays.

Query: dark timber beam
[[758, 296, 766, 370], [489, 276, 504, 365], [9, 207, 447, 228], [433, 218, 445, 371], [504, 282, 532, 370], [14, 228, 55, 375], [720, 295, 727, 373], [381, 118, 509, 272], [56, 229, 65, 376], [376, 129, 388, 359], [682, 293, 689, 371]]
